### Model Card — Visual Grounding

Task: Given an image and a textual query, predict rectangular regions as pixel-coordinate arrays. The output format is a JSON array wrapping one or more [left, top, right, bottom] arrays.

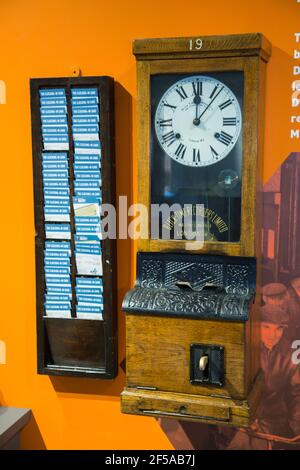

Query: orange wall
[[0, 0, 299, 450]]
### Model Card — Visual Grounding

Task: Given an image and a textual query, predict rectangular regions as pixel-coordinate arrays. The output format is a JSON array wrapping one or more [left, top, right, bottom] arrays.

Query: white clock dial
[[154, 75, 242, 167]]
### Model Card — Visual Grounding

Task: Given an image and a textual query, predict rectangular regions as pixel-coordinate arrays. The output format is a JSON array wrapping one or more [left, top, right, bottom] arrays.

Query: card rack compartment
[[30, 76, 117, 379]]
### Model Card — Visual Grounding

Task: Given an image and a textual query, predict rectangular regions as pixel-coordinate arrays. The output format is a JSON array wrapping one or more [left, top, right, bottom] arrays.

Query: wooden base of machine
[[121, 370, 264, 427]]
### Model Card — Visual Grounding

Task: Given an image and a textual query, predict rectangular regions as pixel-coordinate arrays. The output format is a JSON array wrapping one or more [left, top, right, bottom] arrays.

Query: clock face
[[154, 75, 242, 167]]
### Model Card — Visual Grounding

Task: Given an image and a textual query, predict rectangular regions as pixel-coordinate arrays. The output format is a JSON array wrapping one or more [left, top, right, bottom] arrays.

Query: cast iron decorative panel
[[123, 252, 256, 322]]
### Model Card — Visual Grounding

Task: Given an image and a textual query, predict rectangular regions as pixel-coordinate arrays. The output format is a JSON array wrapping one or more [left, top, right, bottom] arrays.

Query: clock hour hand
[[199, 86, 224, 121], [193, 93, 201, 126]]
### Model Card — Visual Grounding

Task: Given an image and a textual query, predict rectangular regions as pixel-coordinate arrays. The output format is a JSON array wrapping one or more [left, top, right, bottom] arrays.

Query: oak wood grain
[[126, 314, 247, 399], [121, 370, 264, 427]]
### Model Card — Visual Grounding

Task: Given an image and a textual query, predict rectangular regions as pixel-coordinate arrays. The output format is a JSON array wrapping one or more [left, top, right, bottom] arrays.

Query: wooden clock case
[[121, 34, 272, 426]]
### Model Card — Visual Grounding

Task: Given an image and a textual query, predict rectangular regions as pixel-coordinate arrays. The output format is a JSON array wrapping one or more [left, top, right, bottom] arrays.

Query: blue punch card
[[71, 88, 98, 97]]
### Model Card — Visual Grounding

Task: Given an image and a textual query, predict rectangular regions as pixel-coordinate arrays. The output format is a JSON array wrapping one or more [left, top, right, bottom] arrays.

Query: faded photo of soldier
[[263, 283, 300, 341], [215, 304, 300, 450]]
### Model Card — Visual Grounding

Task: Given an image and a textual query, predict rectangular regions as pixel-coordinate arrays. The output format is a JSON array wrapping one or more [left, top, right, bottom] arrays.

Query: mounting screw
[[71, 66, 82, 77]]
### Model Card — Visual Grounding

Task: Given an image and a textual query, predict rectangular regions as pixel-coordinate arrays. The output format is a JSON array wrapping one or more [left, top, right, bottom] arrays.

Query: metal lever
[[199, 355, 209, 371], [175, 281, 194, 290]]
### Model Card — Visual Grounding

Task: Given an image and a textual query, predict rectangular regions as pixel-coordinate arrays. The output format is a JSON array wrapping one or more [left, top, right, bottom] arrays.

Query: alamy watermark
[[100, 197, 205, 247], [292, 340, 300, 365], [0, 80, 6, 104]]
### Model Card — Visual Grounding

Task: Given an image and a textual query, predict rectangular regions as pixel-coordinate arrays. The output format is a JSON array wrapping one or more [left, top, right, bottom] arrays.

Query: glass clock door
[[150, 71, 244, 243]]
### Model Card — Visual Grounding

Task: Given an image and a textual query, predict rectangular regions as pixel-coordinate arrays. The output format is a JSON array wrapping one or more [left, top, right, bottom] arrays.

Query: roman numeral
[[216, 131, 233, 146], [193, 148, 201, 163], [158, 119, 173, 127], [219, 99, 233, 111], [176, 86, 188, 101], [192, 81, 202, 96], [163, 101, 176, 110], [162, 131, 176, 146], [223, 117, 237, 126], [210, 146, 219, 159], [175, 143, 187, 159], [209, 85, 219, 99]]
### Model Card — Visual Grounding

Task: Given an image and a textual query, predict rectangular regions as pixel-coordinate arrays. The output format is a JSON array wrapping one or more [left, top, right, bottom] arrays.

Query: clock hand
[[193, 94, 201, 126], [199, 86, 224, 120]]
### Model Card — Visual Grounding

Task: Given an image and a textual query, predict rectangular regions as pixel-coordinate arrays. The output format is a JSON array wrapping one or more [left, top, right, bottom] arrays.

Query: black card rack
[[30, 76, 117, 379]]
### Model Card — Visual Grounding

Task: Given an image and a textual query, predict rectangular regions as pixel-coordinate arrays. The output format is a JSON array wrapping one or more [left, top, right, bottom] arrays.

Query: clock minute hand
[[199, 86, 224, 120]]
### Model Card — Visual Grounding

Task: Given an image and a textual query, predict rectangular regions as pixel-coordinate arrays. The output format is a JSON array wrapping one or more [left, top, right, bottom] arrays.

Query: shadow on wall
[[20, 414, 46, 450]]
